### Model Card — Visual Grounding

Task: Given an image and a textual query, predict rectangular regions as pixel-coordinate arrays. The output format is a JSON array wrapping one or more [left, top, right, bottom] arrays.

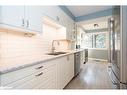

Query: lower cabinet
[[0, 54, 74, 89], [80, 50, 85, 69], [1, 60, 57, 89], [57, 54, 74, 89], [16, 65, 57, 89]]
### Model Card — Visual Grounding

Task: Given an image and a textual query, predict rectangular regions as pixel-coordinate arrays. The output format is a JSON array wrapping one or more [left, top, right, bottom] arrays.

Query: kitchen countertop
[[0, 49, 85, 75]]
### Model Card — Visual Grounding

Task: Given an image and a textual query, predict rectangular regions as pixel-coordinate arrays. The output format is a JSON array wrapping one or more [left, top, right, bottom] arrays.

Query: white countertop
[[0, 49, 85, 74]]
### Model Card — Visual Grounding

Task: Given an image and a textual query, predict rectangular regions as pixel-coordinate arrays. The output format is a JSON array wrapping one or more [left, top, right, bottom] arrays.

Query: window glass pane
[[84, 34, 92, 48], [95, 33, 106, 48]]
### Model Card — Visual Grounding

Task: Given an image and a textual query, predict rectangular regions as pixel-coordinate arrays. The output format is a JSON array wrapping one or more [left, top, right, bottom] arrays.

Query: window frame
[[84, 32, 108, 50]]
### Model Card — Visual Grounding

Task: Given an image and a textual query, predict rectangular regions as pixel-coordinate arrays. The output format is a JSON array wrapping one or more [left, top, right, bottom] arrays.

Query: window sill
[[88, 48, 108, 50]]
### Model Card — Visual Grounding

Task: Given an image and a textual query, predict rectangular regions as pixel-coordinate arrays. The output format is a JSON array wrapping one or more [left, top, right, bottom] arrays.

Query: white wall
[[88, 49, 108, 60], [0, 6, 74, 65]]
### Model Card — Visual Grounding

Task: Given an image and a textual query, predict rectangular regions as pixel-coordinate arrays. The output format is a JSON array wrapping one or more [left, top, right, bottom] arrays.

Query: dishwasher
[[74, 52, 81, 77]]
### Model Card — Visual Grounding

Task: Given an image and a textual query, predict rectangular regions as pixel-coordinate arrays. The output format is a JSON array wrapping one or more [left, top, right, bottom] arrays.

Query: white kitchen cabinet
[[68, 54, 74, 80], [65, 54, 74, 85], [0, 6, 43, 33], [80, 50, 85, 69], [41, 6, 60, 22], [56, 56, 66, 89], [57, 54, 74, 89], [58, 10, 67, 27], [0, 6, 75, 41], [50, 7, 75, 41], [15, 65, 57, 89], [0, 60, 55, 86], [25, 6, 43, 32], [63, 18, 75, 40], [65, 16, 75, 41], [1, 61, 57, 89], [0, 6, 25, 28], [0, 54, 74, 89]]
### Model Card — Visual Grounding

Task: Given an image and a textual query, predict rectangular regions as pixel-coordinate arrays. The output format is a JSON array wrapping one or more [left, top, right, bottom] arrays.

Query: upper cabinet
[[0, 6, 75, 41], [0, 6, 25, 29], [57, 8, 76, 41], [0, 6, 43, 33], [25, 6, 43, 32]]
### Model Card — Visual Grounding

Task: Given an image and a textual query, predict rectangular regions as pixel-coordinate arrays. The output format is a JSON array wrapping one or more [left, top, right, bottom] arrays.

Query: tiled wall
[[0, 23, 69, 65]]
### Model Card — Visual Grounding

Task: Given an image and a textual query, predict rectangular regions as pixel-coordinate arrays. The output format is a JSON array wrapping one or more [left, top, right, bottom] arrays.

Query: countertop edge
[[0, 49, 85, 75]]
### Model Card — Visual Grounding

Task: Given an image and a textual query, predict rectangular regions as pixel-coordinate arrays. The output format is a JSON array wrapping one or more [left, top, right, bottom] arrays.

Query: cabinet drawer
[[1, 61, 55, 86], [38, 80, 56, 89], [34, 73, 56, 89], [6, 64, 56, 89]]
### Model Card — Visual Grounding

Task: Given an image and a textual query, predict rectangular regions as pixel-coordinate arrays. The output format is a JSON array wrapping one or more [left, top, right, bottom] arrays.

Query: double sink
[[46, 52, 68, 56]]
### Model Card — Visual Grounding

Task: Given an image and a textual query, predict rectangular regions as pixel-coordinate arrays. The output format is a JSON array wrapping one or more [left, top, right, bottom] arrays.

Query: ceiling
[[82, 21, 108, 30], [66, 6, 112, 17], [77, 16, 110, 30], [75, 15, 109, 32]]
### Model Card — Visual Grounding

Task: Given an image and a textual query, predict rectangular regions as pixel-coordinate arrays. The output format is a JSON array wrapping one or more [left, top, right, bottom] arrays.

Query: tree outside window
[[95, 33, 106, 48], [83, 32, 107, 49]]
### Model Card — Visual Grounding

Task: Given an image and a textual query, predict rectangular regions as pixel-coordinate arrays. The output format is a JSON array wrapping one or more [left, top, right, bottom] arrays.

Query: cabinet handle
[[35, 72, 43, 77], [22, 19, 25, 27], [26, 20, 29, 27], [35, 66, 43, 70]]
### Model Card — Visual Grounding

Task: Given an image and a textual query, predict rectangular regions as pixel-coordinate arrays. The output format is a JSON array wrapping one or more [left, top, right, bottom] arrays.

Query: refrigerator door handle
[[108, 18, 115, 63], [111, 18, 115, 62], [108, 18, 111, 63]]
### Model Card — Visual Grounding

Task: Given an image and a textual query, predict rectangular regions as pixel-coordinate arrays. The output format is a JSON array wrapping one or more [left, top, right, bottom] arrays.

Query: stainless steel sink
[[46, 52, 68, 55]]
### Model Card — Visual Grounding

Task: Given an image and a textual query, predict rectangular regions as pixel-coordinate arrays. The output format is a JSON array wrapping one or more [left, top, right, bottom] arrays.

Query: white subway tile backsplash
[[0, 23, 69, 65]]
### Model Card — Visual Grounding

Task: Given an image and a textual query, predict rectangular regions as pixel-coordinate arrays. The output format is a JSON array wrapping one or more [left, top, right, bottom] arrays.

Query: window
[[95, 33, 106, 48], [83, 32, 107, 49], [84, 34, 93, 48]]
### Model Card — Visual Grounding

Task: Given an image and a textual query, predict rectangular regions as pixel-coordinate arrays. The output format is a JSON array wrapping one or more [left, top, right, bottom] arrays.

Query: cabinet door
[[57, 56, 67, 89], [0, 6, 24, 28], [25, 6, 43, 32], [80, 51, 83, 68], [57, 55, 74, 89], [66, 19, 74, 40], [69, 54, 74, 79], [41, 6, 61, 22], [66, 54, 74, 84]]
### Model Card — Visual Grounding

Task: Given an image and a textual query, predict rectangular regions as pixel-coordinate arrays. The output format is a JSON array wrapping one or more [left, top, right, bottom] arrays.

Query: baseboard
[[88, 58, 108, 62]]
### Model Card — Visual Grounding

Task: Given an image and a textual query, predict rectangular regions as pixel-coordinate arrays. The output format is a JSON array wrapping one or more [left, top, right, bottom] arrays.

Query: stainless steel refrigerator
[[108, 6, 127, 89]]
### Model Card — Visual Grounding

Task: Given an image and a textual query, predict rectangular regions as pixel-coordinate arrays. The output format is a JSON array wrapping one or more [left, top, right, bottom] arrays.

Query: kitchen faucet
[[51, 40, 60, 53]]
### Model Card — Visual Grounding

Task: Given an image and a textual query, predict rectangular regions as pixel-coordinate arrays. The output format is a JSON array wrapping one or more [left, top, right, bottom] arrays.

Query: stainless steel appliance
[[108, 6, 127, 89], [84, 49, 88, 64], [74, 52, 81, 76]]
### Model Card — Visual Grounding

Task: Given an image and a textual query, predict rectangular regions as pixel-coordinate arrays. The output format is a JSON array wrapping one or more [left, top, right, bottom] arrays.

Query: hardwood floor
[[65, 60, 115, 89]]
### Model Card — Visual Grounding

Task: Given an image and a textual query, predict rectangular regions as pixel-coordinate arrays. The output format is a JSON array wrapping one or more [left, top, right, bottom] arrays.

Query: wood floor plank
[[65, 60, 115, 89]]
